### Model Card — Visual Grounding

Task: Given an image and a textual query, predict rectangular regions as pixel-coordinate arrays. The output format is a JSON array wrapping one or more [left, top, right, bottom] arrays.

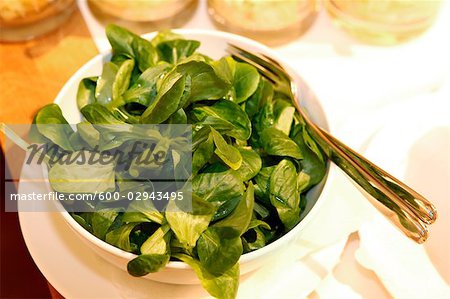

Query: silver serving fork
[[227, 44, 437, 244]]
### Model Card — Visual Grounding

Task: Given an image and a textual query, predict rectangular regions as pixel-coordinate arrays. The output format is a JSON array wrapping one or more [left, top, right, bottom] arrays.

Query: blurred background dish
[[0, 0, 76, 42], [207, 0, 318, 46], [325, 0, 443, 45], [88, 0, 196, 22], [86, 0, 198, 35]]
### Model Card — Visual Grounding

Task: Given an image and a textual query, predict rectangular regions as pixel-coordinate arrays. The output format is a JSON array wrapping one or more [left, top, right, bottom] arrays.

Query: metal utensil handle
[[301, 117, 429, 243], [319, 128, 437, 225]]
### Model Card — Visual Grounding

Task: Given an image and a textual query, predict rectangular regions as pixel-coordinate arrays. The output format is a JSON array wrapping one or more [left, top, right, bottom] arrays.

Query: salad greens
[[30, 25, 327, 299]]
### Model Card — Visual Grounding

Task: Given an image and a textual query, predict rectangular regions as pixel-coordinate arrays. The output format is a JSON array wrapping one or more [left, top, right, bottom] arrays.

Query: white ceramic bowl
[[52, 30, 333, 285]]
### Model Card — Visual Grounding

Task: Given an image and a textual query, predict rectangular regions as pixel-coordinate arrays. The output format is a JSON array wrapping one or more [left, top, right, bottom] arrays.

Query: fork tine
[[260, 53, 293, 83], [227, 44, 278, 76], [228, 44, 274, 70], [227, 44, 292, 82], [228, 50, 278, 84], [261, 53, 284, 69]]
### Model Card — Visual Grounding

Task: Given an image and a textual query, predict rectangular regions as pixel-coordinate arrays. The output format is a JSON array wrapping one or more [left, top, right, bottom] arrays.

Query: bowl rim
[[53, 29, 333, 271]]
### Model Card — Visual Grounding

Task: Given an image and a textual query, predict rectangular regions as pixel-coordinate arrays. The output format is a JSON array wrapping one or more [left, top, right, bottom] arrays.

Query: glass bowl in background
[[88, 0, 196, 22], [325, 0, 443, 45], [207, 0, 319, 46], [87, 0, 198, 35], [0, 0, 76, 42]]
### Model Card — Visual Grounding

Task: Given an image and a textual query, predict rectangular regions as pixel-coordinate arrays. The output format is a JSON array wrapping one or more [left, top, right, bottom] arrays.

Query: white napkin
[[316, 274, 362, 299], [353, 88, 450, 299], [357, 214, 450, 299], [237, 240, 348, 299]]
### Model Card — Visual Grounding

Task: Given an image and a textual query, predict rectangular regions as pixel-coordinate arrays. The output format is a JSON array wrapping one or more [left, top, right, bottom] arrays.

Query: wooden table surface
[[0, 8, 98, 298], [0, 9, 97, 125]]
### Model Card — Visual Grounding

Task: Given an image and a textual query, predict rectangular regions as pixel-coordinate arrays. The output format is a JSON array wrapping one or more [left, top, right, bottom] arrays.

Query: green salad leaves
[[31, 25, 327, 299]]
